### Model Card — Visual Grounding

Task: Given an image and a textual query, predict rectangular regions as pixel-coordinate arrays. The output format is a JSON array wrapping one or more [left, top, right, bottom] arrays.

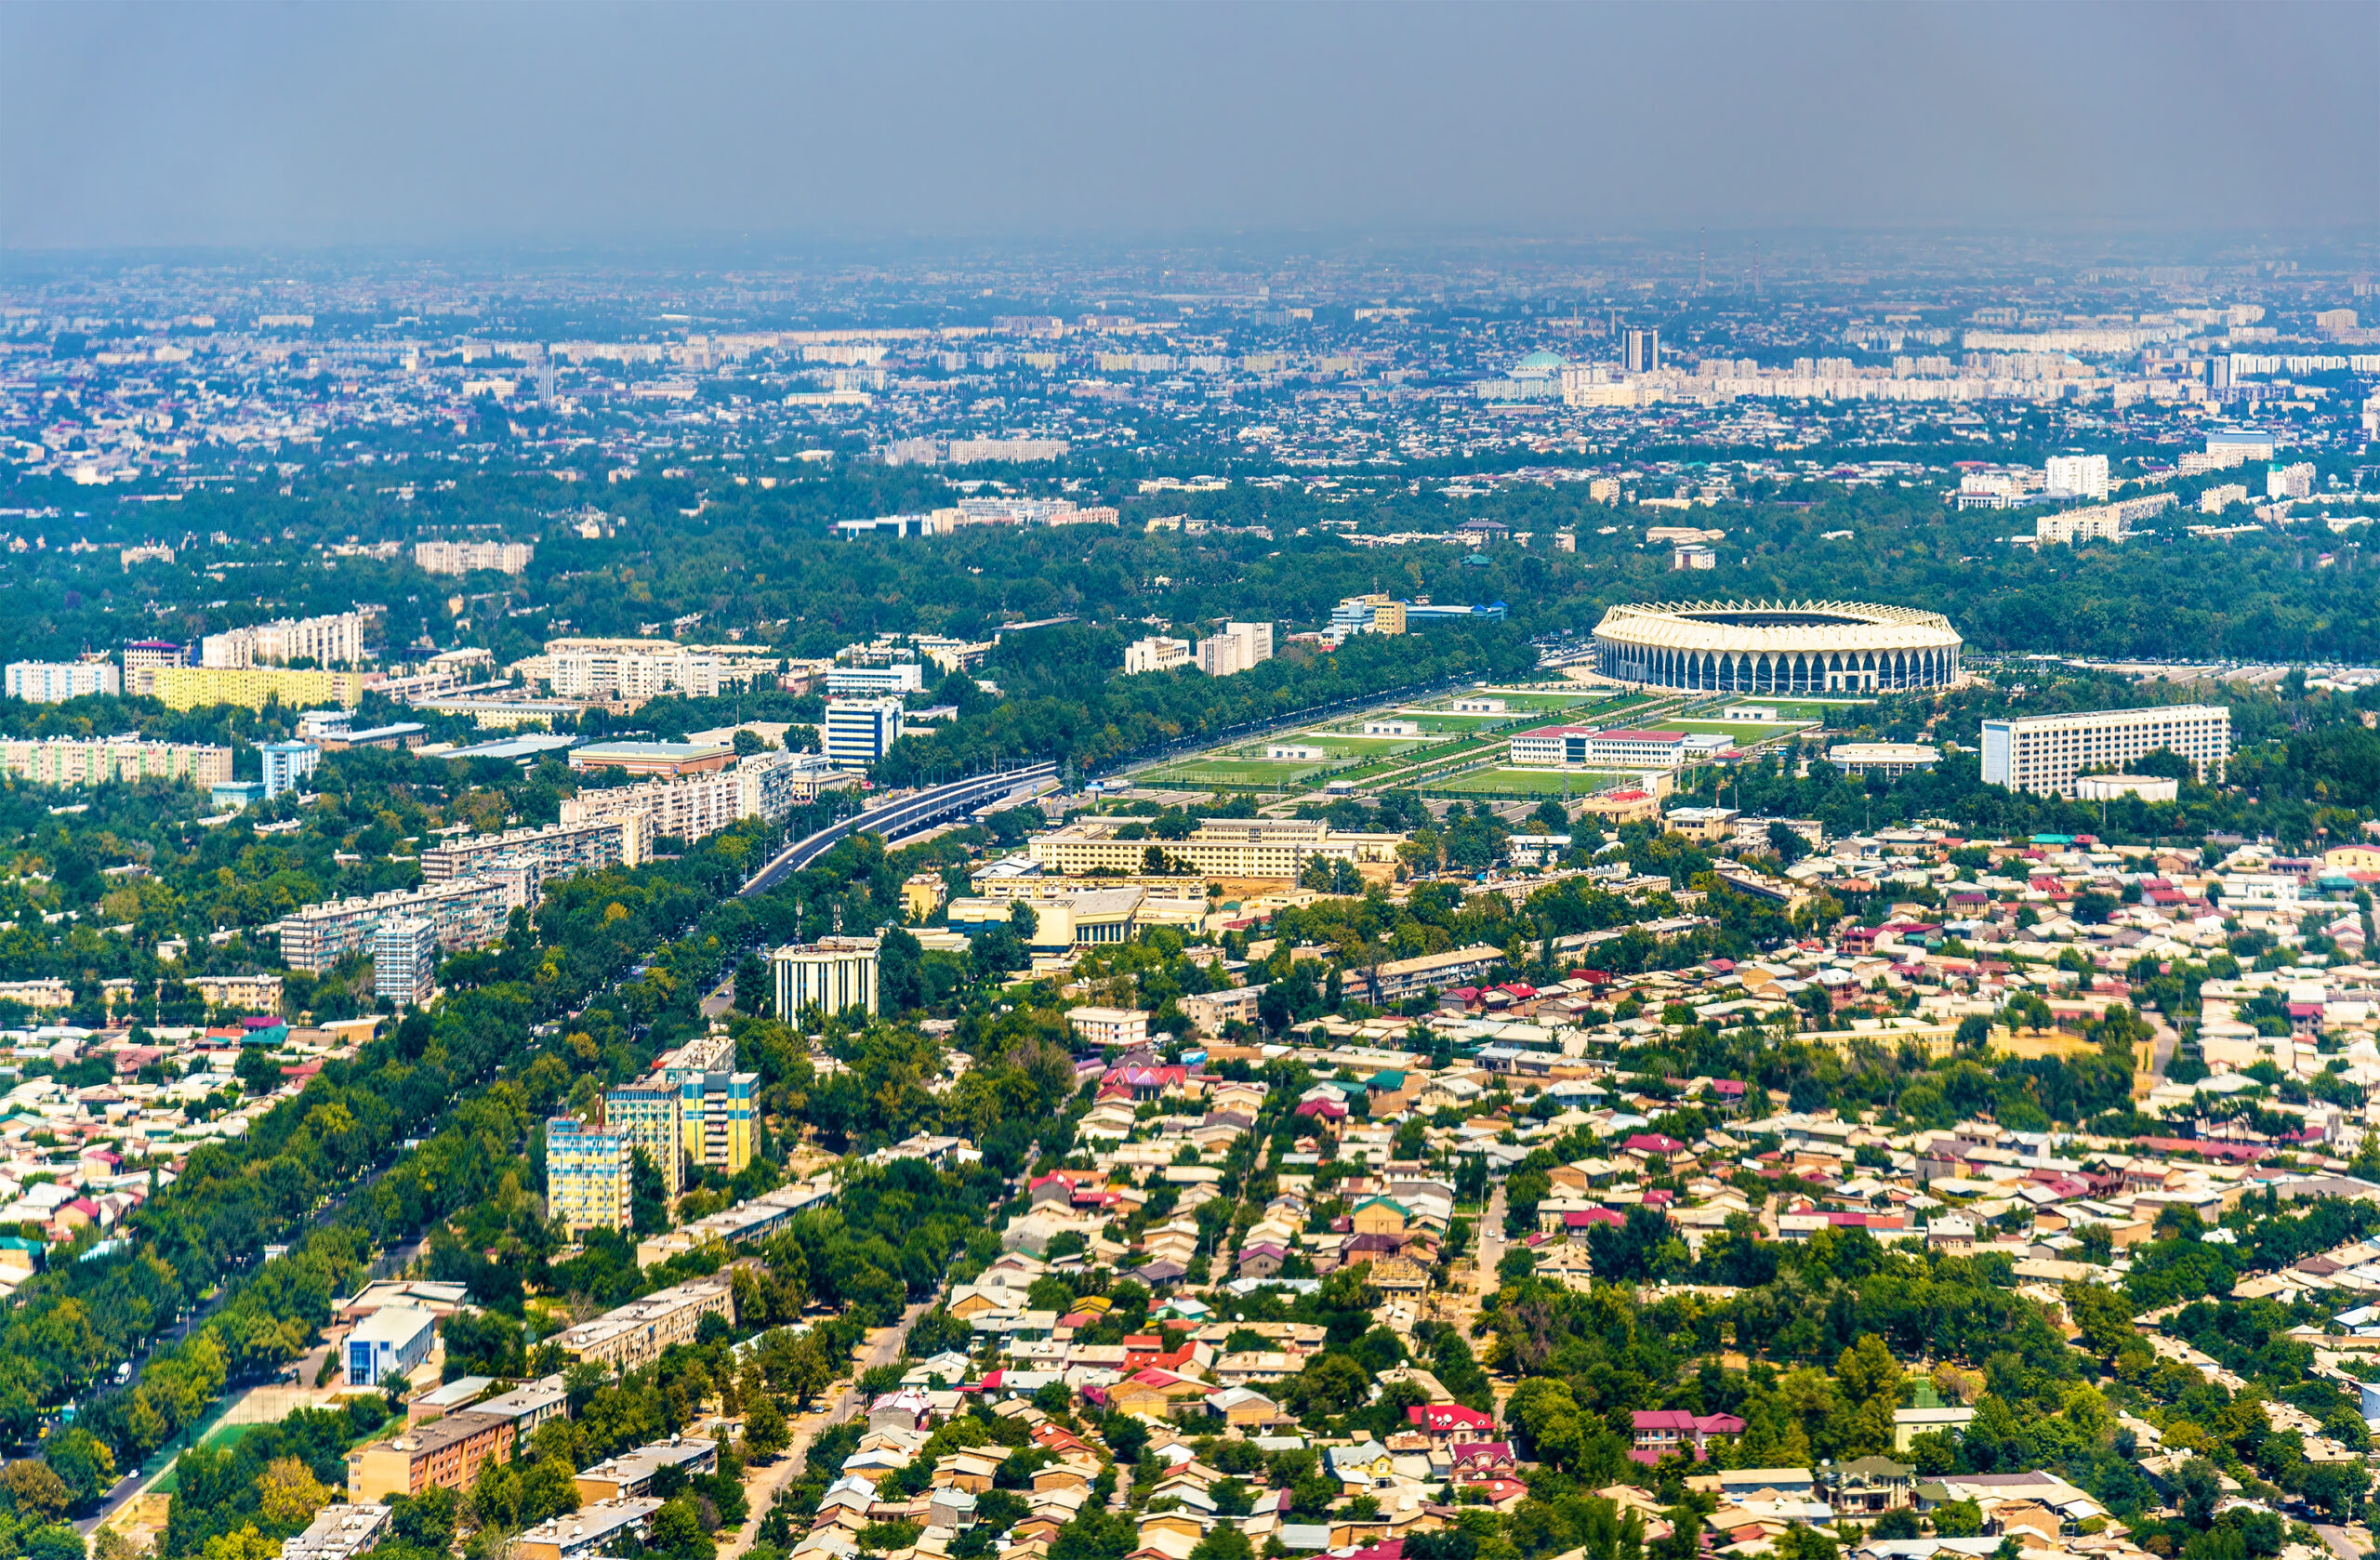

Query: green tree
[[41, 1427, 113, 1509], [742, 1394, 789, 1461]]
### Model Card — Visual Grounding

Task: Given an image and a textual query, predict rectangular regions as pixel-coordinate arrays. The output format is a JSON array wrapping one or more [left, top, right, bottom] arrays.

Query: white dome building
[[1589, 600, 1964, 694]]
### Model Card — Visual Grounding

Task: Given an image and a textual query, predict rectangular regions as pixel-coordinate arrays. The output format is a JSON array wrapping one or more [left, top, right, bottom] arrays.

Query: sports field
[[1284, 734, 1427, 758], [1469, 691, 1610, 711], [1145, 758, 1325, 787], [1432, 767, 1628, 797]]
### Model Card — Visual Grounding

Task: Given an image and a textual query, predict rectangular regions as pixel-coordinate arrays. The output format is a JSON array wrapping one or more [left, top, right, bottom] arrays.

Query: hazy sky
[[4, 1, 2373, 251]]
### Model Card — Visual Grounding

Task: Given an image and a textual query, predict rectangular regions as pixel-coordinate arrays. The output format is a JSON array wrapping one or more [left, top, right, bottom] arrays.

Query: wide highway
[[738, 762, 1059, 896]]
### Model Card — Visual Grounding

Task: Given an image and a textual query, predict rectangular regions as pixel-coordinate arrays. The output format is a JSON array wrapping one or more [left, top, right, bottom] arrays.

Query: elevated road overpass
[[739, 763, 1059, 896]]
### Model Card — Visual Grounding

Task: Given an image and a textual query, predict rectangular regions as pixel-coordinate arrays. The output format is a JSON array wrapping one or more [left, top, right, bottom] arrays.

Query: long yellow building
[[152, 667, 365, 712], [1026, 816, 1402, 880]]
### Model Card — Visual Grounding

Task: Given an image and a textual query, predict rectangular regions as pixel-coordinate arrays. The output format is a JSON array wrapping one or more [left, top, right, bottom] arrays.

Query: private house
[[1629, 1409, 1746, 1464], [1208, 1388, 1284, 1430], [1717, 1468, 1819, 1504], [1823, 1456, 1917, 1520], [1408, 1403, 1496, 1442], [1102, 1368, 1213, 1419]]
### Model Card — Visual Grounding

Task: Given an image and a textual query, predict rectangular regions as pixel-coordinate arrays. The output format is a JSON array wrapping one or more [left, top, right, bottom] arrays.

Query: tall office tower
[[822, 697, 903, 768], [773, 936, 881, 1022], [1623, 328, 1660, 376]]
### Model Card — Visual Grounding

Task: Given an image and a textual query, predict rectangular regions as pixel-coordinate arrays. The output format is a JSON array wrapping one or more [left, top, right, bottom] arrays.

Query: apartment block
[[6, 660, 120, 703], [415, 539, 534, 576], [1979, 705, 2229, 797], [372, 918, 440, 1006], [1355, 944, 1509, 1006], [283, 1504, 393, 1560], [1195, 621, 1276, 677], [633, 1177, 836, 1269], [773, 936, 879, 1021], [574, 1438, 719, 1503], [546, 1117, 633, 1234], [2268, 462, 2316, 499], [259, 740, 321, 798], [0, 736, 232, 789], [473, 1376, 570, 1436], [0, 980, 71, 1012], [522, 638, 776, 706], [348, 1409, 515, 1501], [201, 612, 365, 669], [2044, 454, 2110, 499], [192, 973, 285, 1012], [552, 1273, 736, 1372], [1064, 1006, 1150, 1050], [276, 877, 517, 972], [650, 1026, 737, 1084], [603, 1080, 684, 1202], [680, 1071, 758, 1175], [559, 754, 829, 844], [516, 1500, 659, 1560], [122, 640, 190, 696], [152, 667, 365, 712], [418, 814, 648, 883], [1180, 986, 1265, 1037], [2035, 506, 2124, 545]]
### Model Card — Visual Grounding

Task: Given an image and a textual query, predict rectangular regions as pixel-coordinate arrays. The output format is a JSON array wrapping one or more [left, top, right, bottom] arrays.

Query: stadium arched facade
[[1589, 601, 1964, 694]]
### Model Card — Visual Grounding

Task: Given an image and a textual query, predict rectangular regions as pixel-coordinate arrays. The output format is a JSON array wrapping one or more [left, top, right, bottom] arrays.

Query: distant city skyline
[[3, 1, 2373, 251]]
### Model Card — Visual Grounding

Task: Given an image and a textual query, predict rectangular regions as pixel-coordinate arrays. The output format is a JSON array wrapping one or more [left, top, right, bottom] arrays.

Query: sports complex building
[[1589, 601, 1964, 694]]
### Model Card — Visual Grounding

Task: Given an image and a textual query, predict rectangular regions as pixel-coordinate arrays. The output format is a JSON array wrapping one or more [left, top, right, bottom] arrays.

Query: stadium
[[1589, 601, 1964, 694]]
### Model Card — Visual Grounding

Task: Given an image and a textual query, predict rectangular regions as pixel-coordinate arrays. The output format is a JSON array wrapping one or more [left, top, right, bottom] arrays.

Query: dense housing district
[[2, 650, 2379, 1560], [0, 239, 2377, 1560]]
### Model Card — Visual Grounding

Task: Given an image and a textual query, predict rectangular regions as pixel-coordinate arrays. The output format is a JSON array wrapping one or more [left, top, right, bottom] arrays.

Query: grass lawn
[[1472, 691, 1608, 710], [1150, 759, 1325, 786], [1294, 736, 1424, 758], [152, 1420, 260, 1491], [1432, 767, 1624, 797], [1397, 738, 1511, 774]]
